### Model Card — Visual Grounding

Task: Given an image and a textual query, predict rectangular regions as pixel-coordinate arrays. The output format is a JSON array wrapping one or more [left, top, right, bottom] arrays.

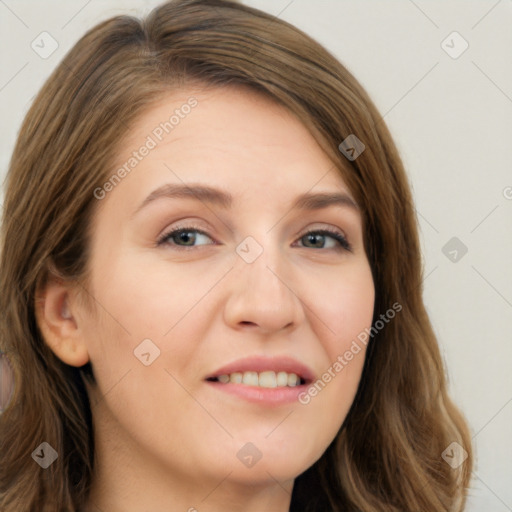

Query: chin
[[222, 459, 307, 488], [213, 436, 322, 485]]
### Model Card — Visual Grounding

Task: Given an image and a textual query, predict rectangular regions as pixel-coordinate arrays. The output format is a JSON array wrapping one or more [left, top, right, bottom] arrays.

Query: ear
[[35, 276, 90, 367]]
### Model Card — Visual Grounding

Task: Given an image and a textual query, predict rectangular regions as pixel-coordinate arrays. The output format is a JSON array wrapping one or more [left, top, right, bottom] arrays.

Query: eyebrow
[[134, 183, 359, 215]]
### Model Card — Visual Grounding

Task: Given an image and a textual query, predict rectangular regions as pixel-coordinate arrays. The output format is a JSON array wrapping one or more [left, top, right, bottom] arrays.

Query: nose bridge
[[223, 233, 304, 332], [240, 238, 288, 294]]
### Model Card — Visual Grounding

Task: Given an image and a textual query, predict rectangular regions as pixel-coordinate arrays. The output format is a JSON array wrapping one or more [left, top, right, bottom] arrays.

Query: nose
[[223, 242, 305, 335]]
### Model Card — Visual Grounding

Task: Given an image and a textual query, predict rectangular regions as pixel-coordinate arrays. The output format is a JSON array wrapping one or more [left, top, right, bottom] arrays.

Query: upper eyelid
[[160, 223, 346, 236], [162, 217, 348, 235]]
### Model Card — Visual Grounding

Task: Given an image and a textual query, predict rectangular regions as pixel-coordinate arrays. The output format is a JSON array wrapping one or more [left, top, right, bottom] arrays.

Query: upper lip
[[206, 355, 316, 384]]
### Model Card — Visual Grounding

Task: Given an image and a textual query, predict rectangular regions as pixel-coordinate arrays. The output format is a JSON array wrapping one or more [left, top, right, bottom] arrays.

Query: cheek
[[82, 253, 218, 389], [94, 247, 229, 331], [299, 260, 374, 417], [313, 259, 375, 353]]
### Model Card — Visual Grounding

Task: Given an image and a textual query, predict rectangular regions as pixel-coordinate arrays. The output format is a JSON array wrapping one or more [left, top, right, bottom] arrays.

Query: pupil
[[307, 234, 322, 247], [179, 232, 194, 245]]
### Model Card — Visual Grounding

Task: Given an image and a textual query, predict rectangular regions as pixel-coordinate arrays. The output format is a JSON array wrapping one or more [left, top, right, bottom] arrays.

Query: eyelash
[[156, 225, 352, 252]]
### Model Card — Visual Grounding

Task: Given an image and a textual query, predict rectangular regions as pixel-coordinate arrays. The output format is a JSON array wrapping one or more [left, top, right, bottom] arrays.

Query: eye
[[156, 225, 351, 252], [295, 228, 351, 252], [157, 226, 215, 249]]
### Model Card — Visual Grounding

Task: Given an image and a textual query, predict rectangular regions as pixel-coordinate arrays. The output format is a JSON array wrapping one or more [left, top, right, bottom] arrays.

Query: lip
[[205, 355, 315, 406]]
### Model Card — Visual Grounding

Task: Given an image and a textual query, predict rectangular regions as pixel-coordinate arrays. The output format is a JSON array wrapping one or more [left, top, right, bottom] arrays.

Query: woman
[[0, 0, 472, 510]]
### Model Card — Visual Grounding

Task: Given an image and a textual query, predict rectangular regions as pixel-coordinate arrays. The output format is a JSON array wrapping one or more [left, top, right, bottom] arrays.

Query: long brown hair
[[0, 0, 472, 510]]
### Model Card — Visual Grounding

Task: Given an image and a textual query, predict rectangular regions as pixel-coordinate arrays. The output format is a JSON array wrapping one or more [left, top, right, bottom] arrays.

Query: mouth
[[204, 356, 314, 405]]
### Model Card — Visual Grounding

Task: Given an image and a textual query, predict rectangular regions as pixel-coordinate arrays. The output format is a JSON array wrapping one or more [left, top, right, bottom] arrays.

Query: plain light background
[[1, 1, 511, 510]]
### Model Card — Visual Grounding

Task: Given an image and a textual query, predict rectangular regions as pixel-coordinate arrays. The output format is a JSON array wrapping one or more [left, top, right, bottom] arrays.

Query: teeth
[[215, 371, 302, 387], [242, 371, 259, 386], [230, 372, 243, 384], [287, 373, 299, 386], [259, 370, 277, 388], [276, 371, 288, 386]]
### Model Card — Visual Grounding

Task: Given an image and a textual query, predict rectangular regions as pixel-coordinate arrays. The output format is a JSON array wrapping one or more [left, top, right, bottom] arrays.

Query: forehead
[[102, 85, 355, 214]]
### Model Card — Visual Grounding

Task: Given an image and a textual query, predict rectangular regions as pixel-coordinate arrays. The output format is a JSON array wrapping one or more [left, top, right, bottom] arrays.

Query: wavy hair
[[0, 0, 472, 510]]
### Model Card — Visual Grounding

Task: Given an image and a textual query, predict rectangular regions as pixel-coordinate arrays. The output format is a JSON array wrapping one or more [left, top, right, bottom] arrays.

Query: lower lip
[[206, 380, 308, 405]]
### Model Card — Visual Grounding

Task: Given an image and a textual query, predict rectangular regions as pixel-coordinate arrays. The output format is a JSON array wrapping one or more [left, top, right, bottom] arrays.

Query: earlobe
[[35, 278, 90, 368]]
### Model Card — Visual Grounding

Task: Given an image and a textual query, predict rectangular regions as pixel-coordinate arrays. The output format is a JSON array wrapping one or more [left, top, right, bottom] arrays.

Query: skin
[[38, 86, 375, 512]]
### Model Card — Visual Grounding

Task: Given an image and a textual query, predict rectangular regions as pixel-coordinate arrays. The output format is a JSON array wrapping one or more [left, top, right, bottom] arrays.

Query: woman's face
[[77, 86, 374, 494]]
